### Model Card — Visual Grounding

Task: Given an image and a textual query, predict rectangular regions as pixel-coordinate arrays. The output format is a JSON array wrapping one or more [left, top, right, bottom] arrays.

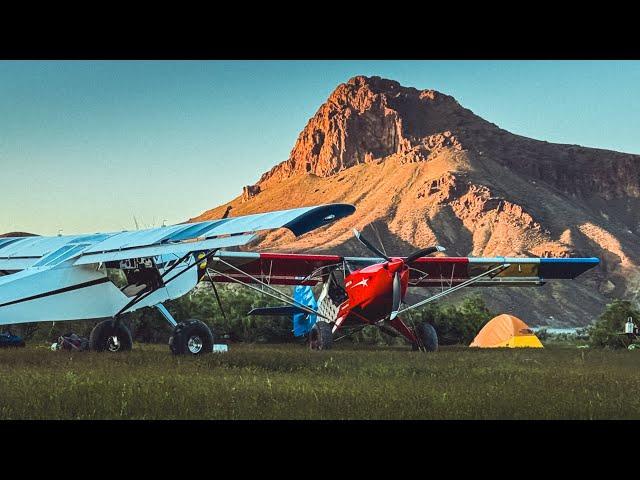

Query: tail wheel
[[169, 319, 214, 355], [89, 319, 133, 352], [309, 322, 333, 351], [414, 322, 438, 352]]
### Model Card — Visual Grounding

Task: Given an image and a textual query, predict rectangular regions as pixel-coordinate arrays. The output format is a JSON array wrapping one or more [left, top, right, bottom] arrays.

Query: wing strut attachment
[[207, 266, 329, 321], [114, 249, 221, 319], [155, 303, 178, 327], [397, 263, 511, 316], [208, 256, 330, 320]]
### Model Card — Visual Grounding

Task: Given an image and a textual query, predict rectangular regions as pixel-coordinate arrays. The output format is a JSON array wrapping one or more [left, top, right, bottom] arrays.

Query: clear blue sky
[[1, 60, 638, 236]]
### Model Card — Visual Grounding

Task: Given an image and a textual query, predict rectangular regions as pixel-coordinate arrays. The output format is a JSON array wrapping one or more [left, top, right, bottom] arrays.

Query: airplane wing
[[0, 204, 355, 270], [406, 256, 600, 286], [209, 251, 345, 285], [0, 235, 85, 270], [208, 252, 599, 286]]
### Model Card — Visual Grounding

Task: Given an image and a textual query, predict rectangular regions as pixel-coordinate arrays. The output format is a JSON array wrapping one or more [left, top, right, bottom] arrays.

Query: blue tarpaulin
[[292, 286, 317, 337]]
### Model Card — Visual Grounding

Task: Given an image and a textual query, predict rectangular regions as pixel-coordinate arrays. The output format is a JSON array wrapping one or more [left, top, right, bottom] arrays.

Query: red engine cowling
[[343, 259, 409, 322]]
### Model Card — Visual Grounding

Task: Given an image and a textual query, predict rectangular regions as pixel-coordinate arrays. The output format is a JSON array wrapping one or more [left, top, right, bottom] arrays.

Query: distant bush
[[588, 299, 640, 349]]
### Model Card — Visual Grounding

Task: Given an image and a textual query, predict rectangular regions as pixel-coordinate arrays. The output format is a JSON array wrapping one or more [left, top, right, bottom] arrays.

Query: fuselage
[[0, 253, 200, 325], [343, 258, 409, 323]]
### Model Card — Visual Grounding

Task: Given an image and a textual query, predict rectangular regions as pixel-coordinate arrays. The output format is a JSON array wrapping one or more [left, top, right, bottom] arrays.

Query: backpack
[[56, 333, 90, 352], [0, 331, 26, 348]]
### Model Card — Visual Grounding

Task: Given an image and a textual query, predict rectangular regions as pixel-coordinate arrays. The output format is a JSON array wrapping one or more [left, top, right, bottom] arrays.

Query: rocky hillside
[[192, 76, 640, 327]]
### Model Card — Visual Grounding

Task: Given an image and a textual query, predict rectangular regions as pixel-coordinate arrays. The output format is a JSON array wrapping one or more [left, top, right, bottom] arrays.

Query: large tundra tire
[[89, 319, 133, 352], [169, 319, 214, 355], [414, 322, 438, 352]]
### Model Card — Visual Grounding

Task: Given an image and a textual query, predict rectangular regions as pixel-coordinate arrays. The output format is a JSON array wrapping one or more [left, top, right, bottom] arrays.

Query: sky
[[0, 60, 638, 236]]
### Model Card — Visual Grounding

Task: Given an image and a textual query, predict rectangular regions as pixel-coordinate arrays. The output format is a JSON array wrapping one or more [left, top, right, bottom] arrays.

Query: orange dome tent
[[470, 314, 543, 348]]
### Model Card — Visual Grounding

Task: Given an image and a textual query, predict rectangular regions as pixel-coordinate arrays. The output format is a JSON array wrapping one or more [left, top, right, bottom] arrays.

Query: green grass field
[[1, 343, 639, 420]]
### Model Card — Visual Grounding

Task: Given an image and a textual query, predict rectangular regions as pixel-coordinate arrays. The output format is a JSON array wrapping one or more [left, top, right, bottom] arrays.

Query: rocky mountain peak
[[256, 75, 473, 190], [194, 76, 640, 326]]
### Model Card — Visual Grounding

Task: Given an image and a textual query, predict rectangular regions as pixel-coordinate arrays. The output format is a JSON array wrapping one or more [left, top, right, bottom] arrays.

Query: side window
[[105, 268, 128, 289]]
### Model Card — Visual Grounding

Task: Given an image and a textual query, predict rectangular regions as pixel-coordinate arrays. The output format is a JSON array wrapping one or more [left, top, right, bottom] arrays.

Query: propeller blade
[[404, 245, 446, 264], [353, 228, 391, 261], [390, 271, 402, 320]]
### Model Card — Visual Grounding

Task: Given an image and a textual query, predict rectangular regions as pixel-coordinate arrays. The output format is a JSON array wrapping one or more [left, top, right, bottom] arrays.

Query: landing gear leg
[[156, 303, 177, 328], [385, 317, 438, 352]]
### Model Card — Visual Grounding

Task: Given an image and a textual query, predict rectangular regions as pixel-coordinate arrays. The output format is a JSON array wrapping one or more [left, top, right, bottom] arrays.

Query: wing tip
[[285, 203, 356, 237]]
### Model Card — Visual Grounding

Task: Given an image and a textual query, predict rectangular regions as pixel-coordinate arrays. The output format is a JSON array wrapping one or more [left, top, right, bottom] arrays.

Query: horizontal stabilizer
[[248, 306, 309, 316]]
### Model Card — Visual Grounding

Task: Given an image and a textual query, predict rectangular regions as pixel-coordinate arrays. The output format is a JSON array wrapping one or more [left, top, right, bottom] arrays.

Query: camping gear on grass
[[0, 330, 25, 348], [52, 333, 90, 352], [470, 314, 543, 348]]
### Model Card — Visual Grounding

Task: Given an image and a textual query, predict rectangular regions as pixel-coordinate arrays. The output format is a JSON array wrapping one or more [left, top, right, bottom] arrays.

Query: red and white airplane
[[0, 202, 599, 354], [208, 228, 599, 352]]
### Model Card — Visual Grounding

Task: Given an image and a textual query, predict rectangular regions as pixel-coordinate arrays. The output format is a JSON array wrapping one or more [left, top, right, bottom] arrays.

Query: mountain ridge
[[192, 75, 640, 326]]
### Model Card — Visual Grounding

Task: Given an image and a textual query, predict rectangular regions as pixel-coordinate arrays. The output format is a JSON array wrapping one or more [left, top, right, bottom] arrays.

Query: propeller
[[405, 245, 447, 264], [390, 271, 401, 320], [352, 228, 390, 261], [352, 228, 446, 321], [353, 228, 446, 264]]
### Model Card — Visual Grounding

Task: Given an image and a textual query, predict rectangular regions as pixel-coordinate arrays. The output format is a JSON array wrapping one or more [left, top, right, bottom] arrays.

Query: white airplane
[[0, 204, 356, 355]]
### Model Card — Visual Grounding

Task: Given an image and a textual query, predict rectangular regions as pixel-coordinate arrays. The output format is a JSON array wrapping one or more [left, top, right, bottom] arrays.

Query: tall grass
[[1, 344, 639, 419]]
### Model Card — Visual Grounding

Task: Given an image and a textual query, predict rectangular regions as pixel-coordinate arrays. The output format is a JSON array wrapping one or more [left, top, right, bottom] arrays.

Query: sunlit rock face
[[193, 76, 640, 326]]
